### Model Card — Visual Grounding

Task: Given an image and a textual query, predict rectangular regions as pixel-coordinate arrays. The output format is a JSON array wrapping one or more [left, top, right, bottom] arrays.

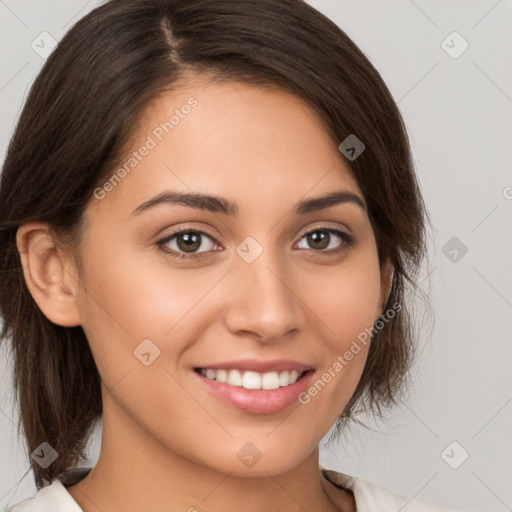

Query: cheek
[[294, 249, 381, 409], [74, 234, 238, 423], [74, 240, 225, 425], [77, 235, 214, 344], [304, 250, 382, 351]]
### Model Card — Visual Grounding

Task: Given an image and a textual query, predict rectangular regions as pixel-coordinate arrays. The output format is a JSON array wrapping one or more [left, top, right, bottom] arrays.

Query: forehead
[[88, 76, 363, 220]]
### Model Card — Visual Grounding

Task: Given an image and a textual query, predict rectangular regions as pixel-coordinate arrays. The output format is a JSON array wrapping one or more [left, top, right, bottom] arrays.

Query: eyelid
[[297, 221, 351, 239], [158, 224, 219, 243]]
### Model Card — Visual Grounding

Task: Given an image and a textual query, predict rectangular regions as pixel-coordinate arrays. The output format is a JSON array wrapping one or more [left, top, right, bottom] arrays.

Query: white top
[[6, 466, 462, 511]]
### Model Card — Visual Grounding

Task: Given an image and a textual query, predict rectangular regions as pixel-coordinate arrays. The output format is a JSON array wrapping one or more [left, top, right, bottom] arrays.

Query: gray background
[[1, 1, 511, 511]]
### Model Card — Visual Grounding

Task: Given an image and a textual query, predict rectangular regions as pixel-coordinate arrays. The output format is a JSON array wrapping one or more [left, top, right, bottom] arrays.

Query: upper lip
[[194, 359, 314, 373]]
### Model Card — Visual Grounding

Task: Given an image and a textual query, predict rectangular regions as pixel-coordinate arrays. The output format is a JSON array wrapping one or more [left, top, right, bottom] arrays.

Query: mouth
[[192, 360, 314, 415]]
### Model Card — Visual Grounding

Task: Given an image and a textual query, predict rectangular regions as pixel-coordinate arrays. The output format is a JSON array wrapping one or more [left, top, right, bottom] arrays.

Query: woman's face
[[70, 77, 389, 476]]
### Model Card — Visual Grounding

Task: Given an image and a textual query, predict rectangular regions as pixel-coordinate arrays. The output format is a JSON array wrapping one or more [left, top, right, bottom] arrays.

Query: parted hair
[[0, 0, 429, 489]]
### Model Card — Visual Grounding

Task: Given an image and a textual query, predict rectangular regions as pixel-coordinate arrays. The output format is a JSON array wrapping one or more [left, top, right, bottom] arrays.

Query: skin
[[17, 76, 392, 512]]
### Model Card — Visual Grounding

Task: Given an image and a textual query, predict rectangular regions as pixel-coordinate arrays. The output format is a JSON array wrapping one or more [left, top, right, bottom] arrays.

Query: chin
[[193, 434, 317, 477]]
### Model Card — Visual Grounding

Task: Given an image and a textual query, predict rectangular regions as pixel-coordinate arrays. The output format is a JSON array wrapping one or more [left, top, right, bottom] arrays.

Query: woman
[[0, 0, 459, 510]]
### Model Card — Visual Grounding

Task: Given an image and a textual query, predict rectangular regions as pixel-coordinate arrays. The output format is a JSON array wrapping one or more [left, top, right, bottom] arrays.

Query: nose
[[222, 244, 304, 343]]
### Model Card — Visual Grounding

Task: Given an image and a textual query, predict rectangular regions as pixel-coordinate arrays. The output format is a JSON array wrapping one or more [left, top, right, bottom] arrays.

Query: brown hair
[[0, 0, 430, 489]]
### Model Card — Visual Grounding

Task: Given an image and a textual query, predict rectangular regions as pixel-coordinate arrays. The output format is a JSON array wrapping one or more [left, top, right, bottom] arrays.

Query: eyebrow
[[132, 189, 366, 216]]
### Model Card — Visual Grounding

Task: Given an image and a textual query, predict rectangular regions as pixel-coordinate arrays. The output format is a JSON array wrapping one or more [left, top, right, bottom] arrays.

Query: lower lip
[[194, 370, 314, 415]]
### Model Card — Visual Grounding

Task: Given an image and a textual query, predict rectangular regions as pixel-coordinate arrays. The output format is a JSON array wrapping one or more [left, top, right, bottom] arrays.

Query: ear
[[379, 259, 394, 315], [16, 222, 82, 327]]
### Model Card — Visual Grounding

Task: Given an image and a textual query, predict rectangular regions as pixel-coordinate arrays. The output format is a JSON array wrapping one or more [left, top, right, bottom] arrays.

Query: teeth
[[199, 368, 305, 389], [216, 369, 228, 383], [278, 370, 289, 387], [243, 371, 261, 389], [262, 371, 280, 390], [226, 369, 243, 387]]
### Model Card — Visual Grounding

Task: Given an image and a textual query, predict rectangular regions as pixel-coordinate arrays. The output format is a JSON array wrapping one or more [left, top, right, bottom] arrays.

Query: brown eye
[[176, 231, 202, 253], [305, 230, 330, 250], [157, 229, 220, 260], [295, 227, 353, 253]]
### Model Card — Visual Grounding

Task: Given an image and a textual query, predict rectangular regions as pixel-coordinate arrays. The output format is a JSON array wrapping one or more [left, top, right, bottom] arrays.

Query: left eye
[[295, 228, 352, 252]]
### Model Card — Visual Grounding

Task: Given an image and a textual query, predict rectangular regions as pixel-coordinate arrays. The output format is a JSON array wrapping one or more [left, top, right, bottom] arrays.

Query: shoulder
[[5, 467, 91, 512], [321, 468, 464, 512]]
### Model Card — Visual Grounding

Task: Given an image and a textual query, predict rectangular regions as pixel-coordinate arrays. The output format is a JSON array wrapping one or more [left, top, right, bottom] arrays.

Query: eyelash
[[156, 225, 354, 261]]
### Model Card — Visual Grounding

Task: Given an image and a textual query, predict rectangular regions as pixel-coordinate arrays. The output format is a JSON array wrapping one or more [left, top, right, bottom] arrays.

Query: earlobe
[[16, 222, 82, 327]]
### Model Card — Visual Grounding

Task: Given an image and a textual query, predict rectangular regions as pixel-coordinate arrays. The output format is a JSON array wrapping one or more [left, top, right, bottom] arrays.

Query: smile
[[193, 361, 314, 415], [196, 368, 305, 390]]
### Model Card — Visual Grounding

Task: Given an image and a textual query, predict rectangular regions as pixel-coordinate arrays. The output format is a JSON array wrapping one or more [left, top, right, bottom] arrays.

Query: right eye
[[156, 228, 222, 260]]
